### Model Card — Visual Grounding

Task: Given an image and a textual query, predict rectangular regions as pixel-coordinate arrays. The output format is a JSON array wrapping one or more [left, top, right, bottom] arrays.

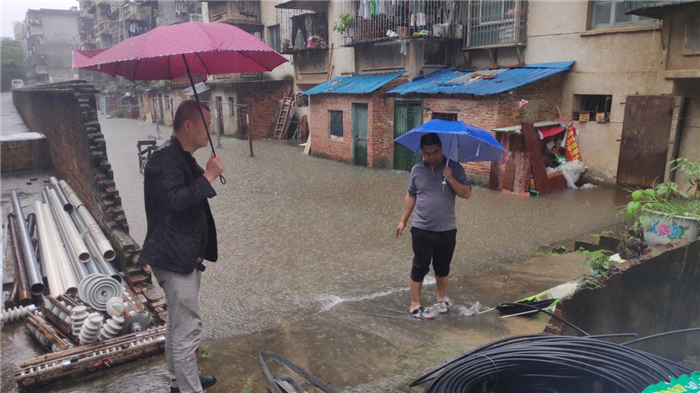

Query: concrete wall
[[553, 240, 700, 361], [208, 86, 240, 137], [30, 10, 81, 83], [467, 1, 674, 183], [669, 79, 700, 194], [11, 81, 150, 287]]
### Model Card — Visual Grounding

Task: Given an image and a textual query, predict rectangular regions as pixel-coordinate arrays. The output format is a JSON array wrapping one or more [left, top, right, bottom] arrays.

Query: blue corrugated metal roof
[[304, 70, 406, 95], [387, 61, 574, 96]]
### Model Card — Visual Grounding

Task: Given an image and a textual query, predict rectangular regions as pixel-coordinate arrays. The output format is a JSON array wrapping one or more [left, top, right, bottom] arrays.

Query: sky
[[1, 0, 77, 39]]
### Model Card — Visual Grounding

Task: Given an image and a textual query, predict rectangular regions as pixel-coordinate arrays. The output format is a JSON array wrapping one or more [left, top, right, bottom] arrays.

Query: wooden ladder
[[274, 90, 294, 140]]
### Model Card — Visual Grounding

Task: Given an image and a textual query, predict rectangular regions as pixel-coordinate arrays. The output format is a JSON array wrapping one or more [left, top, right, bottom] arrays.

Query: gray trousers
[[151, 266, 203, 393]]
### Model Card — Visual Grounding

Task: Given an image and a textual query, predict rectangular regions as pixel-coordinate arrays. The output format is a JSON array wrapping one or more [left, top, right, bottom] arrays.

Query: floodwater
[[101, 117, 627, 339], [1, 114, 629, 392]]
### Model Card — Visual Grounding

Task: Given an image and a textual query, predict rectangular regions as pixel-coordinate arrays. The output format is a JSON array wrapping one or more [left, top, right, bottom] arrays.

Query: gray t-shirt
[[408, 156, 469, 232]]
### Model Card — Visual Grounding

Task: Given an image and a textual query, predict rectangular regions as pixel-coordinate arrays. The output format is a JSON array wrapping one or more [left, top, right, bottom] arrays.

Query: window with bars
[[228, 97, 235, 117], [432, 112, 458, 121], [268, 25, 281, 52], [572, 94, 612, 122], [237, 0, 258, 17], [590, 0, 654, 29], [329, 110, 343, 137]]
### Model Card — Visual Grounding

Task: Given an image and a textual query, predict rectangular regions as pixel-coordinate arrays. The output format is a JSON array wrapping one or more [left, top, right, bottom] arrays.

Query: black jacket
[[139, 136, 218, 274]]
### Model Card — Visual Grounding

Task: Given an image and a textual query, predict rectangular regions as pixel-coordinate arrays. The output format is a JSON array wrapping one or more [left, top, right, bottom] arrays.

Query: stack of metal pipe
[[9, 178, 122, 308]]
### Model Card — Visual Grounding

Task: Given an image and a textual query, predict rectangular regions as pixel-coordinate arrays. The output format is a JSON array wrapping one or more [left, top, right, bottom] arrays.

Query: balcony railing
[[463, 0, 526, 49], [208, 0, 259, 24], [277, 1, 328, 54], [30, 54, 47, 65], [28, 26, 44, 36], [336, 0, 464, 45], [624, 0, 698, 17], [123, 2, 150, 22], [95, 21, 110, 36]]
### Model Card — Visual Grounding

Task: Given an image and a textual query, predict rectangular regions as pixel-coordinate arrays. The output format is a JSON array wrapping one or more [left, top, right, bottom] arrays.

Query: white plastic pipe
[[60, 180, 116, 262], [34, 202, 66, 297], [60, 180, 83, 210], [48, 189, 90, 263], [41, 203, 79, 295], [50, 177, 72, 211], [45, 191, 89, 281]]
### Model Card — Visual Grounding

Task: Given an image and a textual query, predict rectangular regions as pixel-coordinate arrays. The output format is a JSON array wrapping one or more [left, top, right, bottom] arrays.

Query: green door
[[352, 103, 368, 167], [393, 100, 423, 171]]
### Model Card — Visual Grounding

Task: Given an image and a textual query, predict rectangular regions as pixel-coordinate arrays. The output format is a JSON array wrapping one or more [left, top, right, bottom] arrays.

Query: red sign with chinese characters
[[565, 124, 582, 162]]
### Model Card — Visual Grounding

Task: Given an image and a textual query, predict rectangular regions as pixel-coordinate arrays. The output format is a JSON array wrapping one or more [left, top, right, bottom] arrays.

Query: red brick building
[[306, 63, 572, 179], [306, 71, 407, 168]]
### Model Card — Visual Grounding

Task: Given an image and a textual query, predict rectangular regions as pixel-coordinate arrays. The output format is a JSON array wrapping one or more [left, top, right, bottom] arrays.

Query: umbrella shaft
[[181, 54, 216, 157]]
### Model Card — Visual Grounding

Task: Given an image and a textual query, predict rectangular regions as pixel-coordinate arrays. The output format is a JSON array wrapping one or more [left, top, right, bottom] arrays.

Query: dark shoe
[[410, 306, 435, 320], [170, 376, 217, 392]]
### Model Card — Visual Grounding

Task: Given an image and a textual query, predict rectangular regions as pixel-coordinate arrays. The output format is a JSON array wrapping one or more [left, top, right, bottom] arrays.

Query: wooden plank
[[303, 133, 312, 155], [503, 161, 516, 192], [327, 43, 334, 80], [488, 161, 500, 190], [522, 122, 551, 194]]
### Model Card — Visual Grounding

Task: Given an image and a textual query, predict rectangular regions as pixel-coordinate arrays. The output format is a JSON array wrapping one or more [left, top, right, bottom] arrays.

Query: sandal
[[411, 306, 435, 320], [436, 300, 451, 314]]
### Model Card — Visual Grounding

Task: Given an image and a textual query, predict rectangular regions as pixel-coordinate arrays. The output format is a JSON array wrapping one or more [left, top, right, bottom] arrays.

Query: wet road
[[1, 115, 628, 392], [99, 116, 628, 339], [0, 92, 29, 135]]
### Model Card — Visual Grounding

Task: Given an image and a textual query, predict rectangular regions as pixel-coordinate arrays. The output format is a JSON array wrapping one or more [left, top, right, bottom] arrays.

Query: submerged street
[[0, 116, 629, 392]]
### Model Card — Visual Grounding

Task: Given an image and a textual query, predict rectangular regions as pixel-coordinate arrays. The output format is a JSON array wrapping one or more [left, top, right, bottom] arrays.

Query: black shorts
[[410, 227, 457, 282]]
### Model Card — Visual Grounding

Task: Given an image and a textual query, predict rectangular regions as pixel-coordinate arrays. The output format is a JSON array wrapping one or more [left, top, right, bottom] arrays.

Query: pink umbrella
[[73, 21, 288, 183]]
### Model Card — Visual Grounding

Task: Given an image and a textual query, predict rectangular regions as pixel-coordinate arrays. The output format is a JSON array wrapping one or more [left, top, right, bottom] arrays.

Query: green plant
[[625, 157, 700, 230], [578, 248, 614, 277], [111, 108, 126, 118], [241, 376, 254, 393], [333, 13, 354, 35], [670, 157, 700, 200], [200, 345, 213, 360]]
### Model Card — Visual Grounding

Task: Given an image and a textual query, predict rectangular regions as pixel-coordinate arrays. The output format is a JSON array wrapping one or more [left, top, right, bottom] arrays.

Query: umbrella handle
[[182, 54, 226, 185]]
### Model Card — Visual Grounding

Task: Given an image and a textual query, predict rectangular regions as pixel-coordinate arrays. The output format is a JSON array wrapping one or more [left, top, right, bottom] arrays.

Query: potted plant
[[333, 13, 354, 45], [625, 157, 700, 245]]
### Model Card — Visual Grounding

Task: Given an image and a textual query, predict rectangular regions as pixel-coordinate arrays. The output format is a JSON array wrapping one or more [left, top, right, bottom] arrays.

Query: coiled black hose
[[410, 328, 698, 393]]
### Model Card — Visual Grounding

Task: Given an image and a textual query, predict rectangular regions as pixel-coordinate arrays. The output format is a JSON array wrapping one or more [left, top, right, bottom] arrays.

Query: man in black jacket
[[140, 100, 225, 393]]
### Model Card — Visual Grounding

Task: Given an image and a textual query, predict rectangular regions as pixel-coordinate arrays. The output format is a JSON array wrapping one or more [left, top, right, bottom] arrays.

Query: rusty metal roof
[[387, 61, 574, 96], [303, 70, 406, 95]]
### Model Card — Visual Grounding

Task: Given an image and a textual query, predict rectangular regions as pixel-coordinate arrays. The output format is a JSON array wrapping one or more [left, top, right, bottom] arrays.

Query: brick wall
[[308, 77, 406, 168], [308, 75, 563, 176], [12, 81, 148, 287], [1, 137, 51, 174], [421, 75, 564, 179], [238, 80, 293, 140]]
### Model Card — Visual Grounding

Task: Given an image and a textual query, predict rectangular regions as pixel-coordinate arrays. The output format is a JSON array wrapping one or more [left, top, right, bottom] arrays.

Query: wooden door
[[352, 103, 368, 167], [393, 100, 423, 171]]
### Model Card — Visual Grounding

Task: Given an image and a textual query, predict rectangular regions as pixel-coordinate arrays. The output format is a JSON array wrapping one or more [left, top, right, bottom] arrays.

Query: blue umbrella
[[394, 119, 505, 163]]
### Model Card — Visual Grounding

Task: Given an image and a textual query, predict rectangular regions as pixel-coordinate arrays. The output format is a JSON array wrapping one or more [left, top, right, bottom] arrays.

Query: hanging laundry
[[363, 0, 371, 19], [416, 12, 426, 27], [400, 39, 407, 55], [294, 29, 305, 50], [369, 0, 378, 16], [378, 0, 387, 16]]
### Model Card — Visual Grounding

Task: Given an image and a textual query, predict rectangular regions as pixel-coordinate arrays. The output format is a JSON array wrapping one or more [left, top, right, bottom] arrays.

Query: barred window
[[329, 110, 343, 137]]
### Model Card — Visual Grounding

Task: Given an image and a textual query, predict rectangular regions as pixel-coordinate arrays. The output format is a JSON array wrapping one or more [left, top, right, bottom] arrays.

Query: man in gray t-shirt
[[395, 133, 472, 320]]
